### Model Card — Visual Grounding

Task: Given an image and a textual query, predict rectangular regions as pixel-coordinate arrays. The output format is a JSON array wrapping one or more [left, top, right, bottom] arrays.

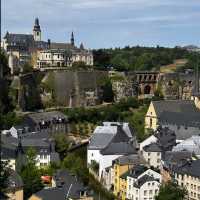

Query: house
[[173, 136, 200, 158], [139, 135, 158, 151], [126, 165, 161, 200], [172, 159, 200, 200], [141, 143, 162, 169], [113, 154, 145, 199], [5, 170, 24, 200], [1, 133, 60, 169], [145, 100, 200, 141], [29, 169, 93, 200], [161, 151, 193, 183], [87, 122, 138, 180], [22, 111, 68, 134]]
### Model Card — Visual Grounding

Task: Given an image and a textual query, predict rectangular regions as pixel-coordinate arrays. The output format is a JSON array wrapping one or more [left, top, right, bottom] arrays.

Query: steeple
[[33, 17, 41, 41], [71, 31, 75, 46]]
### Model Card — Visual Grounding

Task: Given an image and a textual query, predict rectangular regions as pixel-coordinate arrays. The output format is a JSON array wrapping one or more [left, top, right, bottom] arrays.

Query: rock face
[[43, 70, 108, 107]]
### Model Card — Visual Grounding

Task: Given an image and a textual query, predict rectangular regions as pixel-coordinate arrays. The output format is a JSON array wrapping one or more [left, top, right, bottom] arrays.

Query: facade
[[173, 159, 200, 200], [36, 33, 93, 69], [113, 154, 145, 199], [142, 143, 162, 169], [145, 100, 200, 141], [126, 166, 161, 200]]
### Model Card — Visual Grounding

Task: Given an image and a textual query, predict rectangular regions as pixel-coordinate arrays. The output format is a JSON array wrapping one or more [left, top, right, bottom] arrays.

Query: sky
[[2, 0, 200, 49]]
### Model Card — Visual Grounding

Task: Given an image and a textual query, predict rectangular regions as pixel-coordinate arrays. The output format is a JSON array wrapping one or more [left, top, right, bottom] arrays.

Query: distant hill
[[93, 46, 190, 71]]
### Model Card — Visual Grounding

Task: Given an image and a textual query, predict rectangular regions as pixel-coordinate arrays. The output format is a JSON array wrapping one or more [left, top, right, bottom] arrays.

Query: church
[[1, 18, 93, 73]]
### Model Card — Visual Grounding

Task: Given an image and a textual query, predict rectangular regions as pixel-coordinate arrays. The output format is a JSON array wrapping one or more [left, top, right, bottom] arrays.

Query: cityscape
[[1, 1, 200, 200]]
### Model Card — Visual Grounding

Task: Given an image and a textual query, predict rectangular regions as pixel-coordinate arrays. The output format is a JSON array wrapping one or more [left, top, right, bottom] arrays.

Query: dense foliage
[[155, 182, 188, 200], [93, 46, 190, 71], [20, 148, 44, 199]]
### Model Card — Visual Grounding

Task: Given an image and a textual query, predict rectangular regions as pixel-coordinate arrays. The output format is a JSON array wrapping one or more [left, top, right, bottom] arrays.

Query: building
[[145, 100, 200, 141], [29, 169, 93, 200], [126, 165, 161, 200], [2, 18, 93, 73], [173, 136, 200, 158], [173, 159, 200, 200], [36, 32, 93, 69], [87, 122, 138, 180], [22, 111, 68, 134], [142, 143, 162, 169], [1, 133, 60, 169], [113, 154, 145, 199], [5, 170, 24, 200], [161, 151, 193, 183]]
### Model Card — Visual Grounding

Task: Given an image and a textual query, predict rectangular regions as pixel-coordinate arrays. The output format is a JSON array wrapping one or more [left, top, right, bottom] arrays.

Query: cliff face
[[42, 70, 109, 108]]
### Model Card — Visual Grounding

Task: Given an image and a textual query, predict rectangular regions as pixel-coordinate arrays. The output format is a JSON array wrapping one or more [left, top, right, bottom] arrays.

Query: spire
[[71, 31, 75, 46], [33, 17, 41, 31]]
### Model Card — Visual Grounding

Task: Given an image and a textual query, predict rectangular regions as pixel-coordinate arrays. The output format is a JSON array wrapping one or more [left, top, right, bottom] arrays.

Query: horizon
[[2, 0, 200, 49]]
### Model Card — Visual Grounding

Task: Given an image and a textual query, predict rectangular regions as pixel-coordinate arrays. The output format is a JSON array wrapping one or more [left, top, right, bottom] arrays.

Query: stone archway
[[144, 85, 151, 94]]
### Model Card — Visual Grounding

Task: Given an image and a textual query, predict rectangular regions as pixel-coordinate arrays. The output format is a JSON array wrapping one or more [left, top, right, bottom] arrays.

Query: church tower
[[33, 18, 41, 41], [71, 32, 75, 46]]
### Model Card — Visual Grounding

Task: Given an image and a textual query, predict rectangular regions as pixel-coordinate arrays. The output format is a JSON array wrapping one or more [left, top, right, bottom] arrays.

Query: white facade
[[142, 150, 161, 169], [139, 135, 158, 151], [127, 169, 161, 200], [87, 149, 101, 166], [36, 153, 51, 167]]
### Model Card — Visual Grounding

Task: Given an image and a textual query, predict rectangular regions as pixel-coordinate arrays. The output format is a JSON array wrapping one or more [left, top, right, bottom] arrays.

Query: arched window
[[144, 85, 151, 94]]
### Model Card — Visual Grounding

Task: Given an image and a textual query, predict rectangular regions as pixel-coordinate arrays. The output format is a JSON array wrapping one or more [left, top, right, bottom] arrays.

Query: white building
[[126, 166, 161, 200], [141, 143, 162, 169], [87, 122, 138, 179]]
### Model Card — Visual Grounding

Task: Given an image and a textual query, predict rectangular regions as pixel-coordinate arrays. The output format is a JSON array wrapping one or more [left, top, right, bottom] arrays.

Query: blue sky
[[2, 0, 200, 49]]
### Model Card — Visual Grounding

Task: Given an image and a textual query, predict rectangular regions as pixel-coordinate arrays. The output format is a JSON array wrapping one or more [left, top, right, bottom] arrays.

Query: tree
[[20, 148, 43, 199], [155, 182, 188, 200], [22, 63, 33, 74], [54, 134, 70, 160], [0, 161, 10, 195], [100, 78, 114, 103]]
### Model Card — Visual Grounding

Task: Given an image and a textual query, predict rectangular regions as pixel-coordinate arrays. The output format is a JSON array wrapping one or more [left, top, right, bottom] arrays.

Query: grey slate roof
[[113, 154, 142, 166], [133, 174, 159, 188], [143, 143, 162, 152], [127, 165, 148, 179], [152, 100, 200, 127], [5, 33, 34, 44], [173, 159, 200, 178]]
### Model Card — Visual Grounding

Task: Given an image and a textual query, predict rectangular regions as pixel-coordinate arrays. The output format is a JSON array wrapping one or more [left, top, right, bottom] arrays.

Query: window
[[44, 155, 47, 159], [144, 190, 147, 196], [148, 153, 151, 156], [150, 118, 153, 128], [149, 190, 153, 195]]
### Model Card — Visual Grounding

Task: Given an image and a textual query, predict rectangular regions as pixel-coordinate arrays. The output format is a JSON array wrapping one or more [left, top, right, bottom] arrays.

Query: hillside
[[93, 46, 190, 71]]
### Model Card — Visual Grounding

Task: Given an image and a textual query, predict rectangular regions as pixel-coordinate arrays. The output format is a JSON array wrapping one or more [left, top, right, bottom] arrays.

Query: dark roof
[[113, 154, 142, 166], [173, 159, 200, 178], [143, 143, 162, 152], [4, 33, 34, 44], [1, 146, 16, 159], [152, 100, 200, 127], [50, 42, 74, 50], [100, 126, 137, 155], [133, 174, 159, 188], [163, 151, 193, 169], [34, 169, 91, 200], [127, 165, 148, 179]]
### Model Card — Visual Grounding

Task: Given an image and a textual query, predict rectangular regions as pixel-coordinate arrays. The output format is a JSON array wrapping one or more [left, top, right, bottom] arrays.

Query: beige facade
[[145, 102, 158, 131], [175, 173, 200, 200]]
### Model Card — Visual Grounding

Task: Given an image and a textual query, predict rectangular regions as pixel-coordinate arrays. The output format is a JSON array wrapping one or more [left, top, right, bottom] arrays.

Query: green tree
[[54, 134, 70, 159], [155, 182, 188, 200], [20, 148, 43, 199], [0, 161, 10, 195]]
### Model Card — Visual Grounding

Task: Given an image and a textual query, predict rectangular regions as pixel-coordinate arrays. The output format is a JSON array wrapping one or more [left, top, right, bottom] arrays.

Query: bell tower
[[33, 18, 41, 41]]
